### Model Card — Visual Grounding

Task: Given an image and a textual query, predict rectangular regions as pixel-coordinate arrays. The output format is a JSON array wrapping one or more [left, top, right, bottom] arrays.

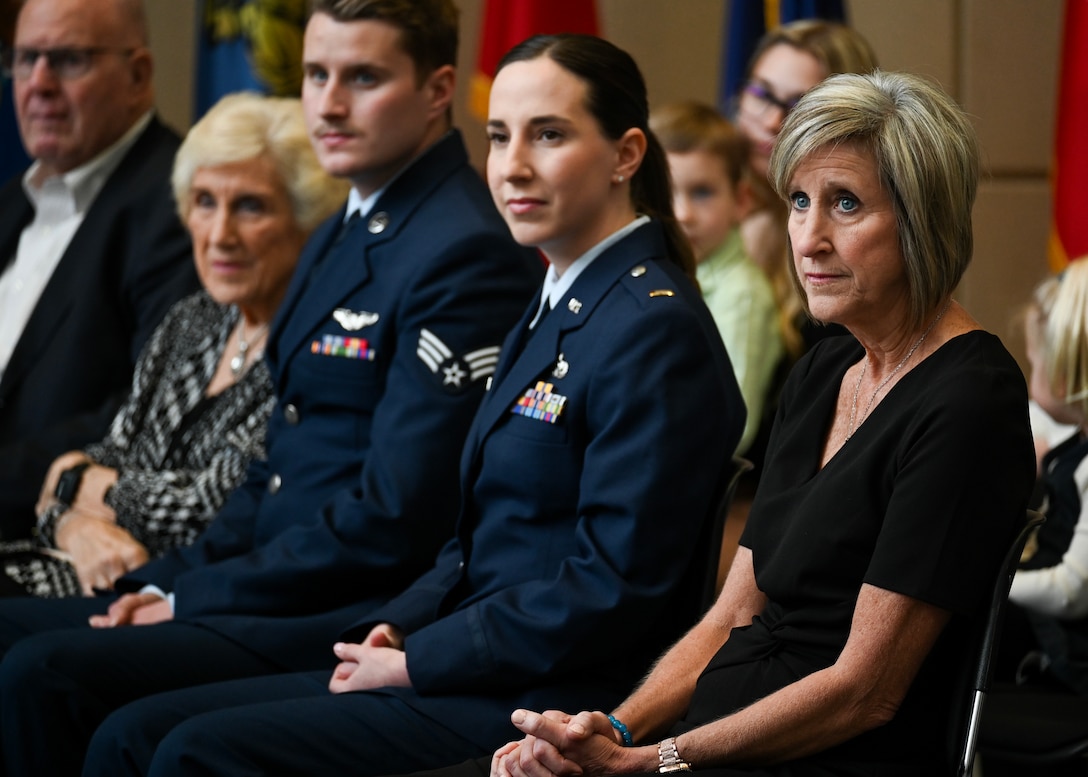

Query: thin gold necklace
[[846, 299, 951, 440]]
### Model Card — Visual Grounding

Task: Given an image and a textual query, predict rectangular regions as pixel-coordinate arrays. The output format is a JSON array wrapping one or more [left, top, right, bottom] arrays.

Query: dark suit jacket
[[120, 130, 542, 670], [0, 116, 197, 538], [349, 221, 746, 750]]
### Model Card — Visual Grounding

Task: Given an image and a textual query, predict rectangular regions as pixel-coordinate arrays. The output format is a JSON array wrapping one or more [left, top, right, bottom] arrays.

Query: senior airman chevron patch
[[417, 329, 501, 393]]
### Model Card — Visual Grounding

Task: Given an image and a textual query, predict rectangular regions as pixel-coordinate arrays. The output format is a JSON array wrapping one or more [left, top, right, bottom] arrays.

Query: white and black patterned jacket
[[7, 291, 274, 596], [86, 291, 275, 556]]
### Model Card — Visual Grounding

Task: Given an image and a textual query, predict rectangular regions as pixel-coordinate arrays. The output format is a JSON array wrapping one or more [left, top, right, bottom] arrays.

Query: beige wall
[[148, 0, 1062, 369]]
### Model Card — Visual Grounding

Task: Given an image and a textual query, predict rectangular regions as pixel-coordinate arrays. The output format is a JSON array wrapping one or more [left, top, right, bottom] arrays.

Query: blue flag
[[719, 0, 848, 113], [195, 0, 308, 120]]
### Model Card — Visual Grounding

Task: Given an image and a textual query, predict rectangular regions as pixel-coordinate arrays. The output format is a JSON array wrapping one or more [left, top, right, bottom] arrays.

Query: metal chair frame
[[954, 510, 1046, 776]]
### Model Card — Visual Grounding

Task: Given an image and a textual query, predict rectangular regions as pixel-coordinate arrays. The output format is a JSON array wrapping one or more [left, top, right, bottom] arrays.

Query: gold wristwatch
[[657, 737, 691, 773]]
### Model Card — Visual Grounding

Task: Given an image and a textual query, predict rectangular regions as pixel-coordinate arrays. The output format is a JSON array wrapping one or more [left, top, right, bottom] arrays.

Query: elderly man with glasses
[[0, 0, 197, 542]]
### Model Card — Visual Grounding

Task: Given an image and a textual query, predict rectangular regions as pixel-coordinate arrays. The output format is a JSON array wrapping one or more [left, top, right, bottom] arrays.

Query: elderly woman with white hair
[[1, 92, 347, 598]]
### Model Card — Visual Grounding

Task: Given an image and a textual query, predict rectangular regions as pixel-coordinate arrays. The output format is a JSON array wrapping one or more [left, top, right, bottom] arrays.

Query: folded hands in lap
[[55, 510, 149, 595], [494, 709, 636, 777], [328, 623, 411, 694], [88, 592, 172, 628]]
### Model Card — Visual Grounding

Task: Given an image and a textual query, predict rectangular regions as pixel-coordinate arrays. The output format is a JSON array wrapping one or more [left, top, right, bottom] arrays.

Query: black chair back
[[951, 509, 1045, 776]]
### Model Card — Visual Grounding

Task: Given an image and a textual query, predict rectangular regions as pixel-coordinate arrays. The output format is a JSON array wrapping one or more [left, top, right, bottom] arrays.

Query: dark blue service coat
[[348, 221, 746, 747]]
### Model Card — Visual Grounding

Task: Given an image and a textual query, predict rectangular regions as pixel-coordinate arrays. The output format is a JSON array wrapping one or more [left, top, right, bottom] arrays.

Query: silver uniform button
[[368, 212, 390, 234], [630, 265, 647, 277], [283, 404, 300, 425], [268, 473, 282, 495]]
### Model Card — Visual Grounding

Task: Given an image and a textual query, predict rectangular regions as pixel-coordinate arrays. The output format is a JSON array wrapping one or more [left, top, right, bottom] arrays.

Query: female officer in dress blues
[[77, 33, 746, 777]]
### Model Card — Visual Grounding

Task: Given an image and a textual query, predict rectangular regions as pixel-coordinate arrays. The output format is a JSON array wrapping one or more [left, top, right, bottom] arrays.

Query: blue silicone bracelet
[[608, 714, 633, 746]]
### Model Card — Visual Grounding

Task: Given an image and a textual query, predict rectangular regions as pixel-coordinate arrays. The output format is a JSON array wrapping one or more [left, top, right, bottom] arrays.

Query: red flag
[[470, 0, 600, 122], [1050, 0, 1088, 270]]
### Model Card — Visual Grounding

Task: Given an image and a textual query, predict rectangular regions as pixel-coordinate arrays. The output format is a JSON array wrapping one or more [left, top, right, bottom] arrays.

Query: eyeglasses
[[740, 82, 805, 117], [1, 47, 134, 81]]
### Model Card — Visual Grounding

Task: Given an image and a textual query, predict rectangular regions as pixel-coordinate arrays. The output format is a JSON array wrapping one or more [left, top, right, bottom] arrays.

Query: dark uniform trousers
[[75, 222, 745, 777], [0, 130, 541, 777]]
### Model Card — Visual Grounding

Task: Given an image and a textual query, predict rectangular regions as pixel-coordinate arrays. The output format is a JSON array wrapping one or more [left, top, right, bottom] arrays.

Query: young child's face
[[667, 150, 744, 263]]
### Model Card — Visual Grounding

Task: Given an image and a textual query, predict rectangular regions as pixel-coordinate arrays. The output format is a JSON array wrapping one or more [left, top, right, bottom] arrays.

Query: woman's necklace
[[230, 315, 270, 380], [846, 299, 952, 441]]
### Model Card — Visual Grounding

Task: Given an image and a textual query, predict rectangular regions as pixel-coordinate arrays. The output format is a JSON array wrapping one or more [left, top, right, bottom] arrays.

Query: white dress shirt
[[0, 112, 153, 379]]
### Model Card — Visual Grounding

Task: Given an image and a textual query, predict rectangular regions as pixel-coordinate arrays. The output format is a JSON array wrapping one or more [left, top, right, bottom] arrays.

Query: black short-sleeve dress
[[681, 331, 1034, 776]]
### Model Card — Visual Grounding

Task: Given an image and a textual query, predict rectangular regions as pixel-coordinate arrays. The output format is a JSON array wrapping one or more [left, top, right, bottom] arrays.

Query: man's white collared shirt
[[0, 112, 152, 378]]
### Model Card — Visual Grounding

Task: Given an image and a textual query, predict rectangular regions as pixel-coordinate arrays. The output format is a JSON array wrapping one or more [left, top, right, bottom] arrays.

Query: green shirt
[[696, 228, 783, 454]]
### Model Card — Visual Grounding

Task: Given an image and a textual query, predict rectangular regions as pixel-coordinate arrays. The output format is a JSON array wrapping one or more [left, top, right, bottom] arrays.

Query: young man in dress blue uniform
[[0, 1, 541, 775]]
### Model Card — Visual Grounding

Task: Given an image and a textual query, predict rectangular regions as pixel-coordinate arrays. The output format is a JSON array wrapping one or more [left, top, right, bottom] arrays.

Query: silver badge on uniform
[[333, 308, 380, 331], [552, 353, 569, 379], [368, 212, 390, 233]]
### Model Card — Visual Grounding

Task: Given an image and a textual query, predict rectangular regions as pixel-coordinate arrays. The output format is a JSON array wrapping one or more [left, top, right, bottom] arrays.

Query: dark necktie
[[332, 210, 363, 246], [303, 211, 362, 293], [513, 295, 551, 360], [531, 296, 552, 331]]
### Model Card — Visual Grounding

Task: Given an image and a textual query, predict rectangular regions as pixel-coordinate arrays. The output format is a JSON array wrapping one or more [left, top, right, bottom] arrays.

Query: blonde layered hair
[[745, 19, 877, 86], [1034, 261, 1088, 420], [172, 92, 348, 232], [770, 70, 979, 332]]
